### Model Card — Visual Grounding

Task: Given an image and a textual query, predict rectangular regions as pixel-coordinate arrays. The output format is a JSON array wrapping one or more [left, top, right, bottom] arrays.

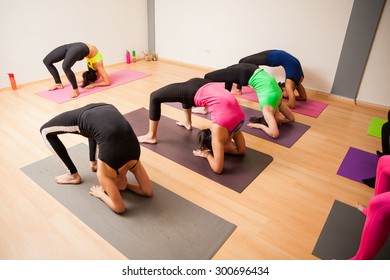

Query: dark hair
[[81, 68, 98, 87], [197, 128, 212, 152], [278, 82, 285, 90]]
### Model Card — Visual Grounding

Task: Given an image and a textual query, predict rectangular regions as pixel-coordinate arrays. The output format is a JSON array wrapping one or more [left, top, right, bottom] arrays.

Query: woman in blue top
[[239, 50, 307, 108]]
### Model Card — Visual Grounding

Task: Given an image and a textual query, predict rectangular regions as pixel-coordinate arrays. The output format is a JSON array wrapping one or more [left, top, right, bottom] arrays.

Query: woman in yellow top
[[43, 42, 110, 98]]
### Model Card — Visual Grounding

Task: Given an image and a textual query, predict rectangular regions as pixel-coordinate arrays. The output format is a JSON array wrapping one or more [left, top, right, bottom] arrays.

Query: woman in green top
[[205, 64, 295, 138], [43, 42, 110, 98]]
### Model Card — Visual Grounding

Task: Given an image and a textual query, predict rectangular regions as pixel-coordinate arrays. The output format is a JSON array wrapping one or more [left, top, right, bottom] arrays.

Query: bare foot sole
[[192, 107, 208, 115], [176, 121, 192, 130], [137, 135, 157, 144], [55, 173, 81, 184], [71, 90, 80, 98], [90, 161, 97, 172], [356, 202, 366, 213], [48, 84, 64, 91], [231, 89, 242, 95]]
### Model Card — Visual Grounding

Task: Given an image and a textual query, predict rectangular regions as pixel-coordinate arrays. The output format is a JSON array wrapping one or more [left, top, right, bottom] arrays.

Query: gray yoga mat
[[124, 107, 274, 193], [21, 143, 237, 260], [167, 103, 310, 148], [312, 200, 390, 260]]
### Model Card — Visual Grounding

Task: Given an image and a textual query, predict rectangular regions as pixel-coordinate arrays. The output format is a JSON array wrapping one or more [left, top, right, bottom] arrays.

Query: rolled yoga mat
[[124, 107, 274, 193], [21, 143, 237, 260], [167, 102, 310, 148], [312, 200, 390, 260], [36, 69, 151, 104], [336, 147, 379, 184]]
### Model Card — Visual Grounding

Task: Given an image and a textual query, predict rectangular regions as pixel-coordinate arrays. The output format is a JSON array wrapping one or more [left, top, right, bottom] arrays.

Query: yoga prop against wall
[[36, 69, 150, 103], [167, 102, 310, 148], [236, 85, 328, 118], [21, 143, 236, 260], [336, 147, 378, 184], [123, 108, 274, 193], [312, 200, 390, 260], [367, 117, 387, 138]]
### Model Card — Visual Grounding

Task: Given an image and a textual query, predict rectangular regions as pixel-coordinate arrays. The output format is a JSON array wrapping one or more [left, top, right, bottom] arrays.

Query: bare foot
[[48, 84, 64, 91], [55, 173, 81, 184], [231, 88, 242, 95], [356, 202, 366, 213], [71, 89, 81, 98], [90, 161, 97, 172], [192, 107, 208, 115], [176, 121, 192, 130], [137, 134, 157, 144]]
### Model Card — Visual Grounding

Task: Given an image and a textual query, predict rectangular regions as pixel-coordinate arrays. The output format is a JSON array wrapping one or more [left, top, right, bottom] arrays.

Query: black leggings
[[40, 107, 97, 174], [239, 50, 273, 65], [382, 122, 390, 155], [204, 63, 258, 91], [43, 42, 89, 89], [149, 78, 210, 121]]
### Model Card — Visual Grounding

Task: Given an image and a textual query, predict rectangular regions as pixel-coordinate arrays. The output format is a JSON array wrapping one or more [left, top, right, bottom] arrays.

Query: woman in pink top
[[138, 78, 246, 174], [350, 155, 390, 259]]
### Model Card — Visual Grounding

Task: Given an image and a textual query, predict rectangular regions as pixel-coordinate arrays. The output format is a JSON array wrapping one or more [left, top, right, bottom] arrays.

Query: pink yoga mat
[[238, 85, 328, 118], [36, 69, 150, 103]]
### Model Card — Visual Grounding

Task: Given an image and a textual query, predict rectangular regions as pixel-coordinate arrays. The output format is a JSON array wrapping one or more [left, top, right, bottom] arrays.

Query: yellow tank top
[[86, 52, 103, 70]]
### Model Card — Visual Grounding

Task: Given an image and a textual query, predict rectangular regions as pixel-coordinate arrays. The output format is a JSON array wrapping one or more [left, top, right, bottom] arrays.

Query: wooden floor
[[0, 60, 387, 260]]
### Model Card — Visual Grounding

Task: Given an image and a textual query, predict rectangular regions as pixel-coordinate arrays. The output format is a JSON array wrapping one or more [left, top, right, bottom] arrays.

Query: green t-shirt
[[248, 68, 282, 110]]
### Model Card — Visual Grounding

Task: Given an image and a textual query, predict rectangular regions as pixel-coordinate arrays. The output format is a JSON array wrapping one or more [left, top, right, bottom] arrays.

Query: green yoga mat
[[367, 117, 386, 138], [20, 143, 237, 260]]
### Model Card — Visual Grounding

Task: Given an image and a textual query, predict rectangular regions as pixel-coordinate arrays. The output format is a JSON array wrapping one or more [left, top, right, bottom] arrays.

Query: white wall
[[356, 0, 390, 107], [155, 0, 354, 93], [0, 0, 148, 88]]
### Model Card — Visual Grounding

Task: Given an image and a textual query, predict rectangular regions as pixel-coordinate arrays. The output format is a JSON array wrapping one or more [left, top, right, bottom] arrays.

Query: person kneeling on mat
[[137, 78, 246, 174], [40, 103, 153, 213]]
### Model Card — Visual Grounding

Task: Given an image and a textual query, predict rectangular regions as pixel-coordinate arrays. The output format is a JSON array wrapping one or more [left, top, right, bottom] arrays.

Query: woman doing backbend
[[350, 155, 390, 260], [239, 49, 307, 108], [43, 42, 110, 98], [205, 64, 295, 138], [137, 78, 246, 174], [40, 103, 153, 213]]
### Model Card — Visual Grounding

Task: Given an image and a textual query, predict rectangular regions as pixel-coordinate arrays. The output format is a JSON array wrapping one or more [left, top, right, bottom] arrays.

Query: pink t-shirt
[[194, 83, 244, 134]]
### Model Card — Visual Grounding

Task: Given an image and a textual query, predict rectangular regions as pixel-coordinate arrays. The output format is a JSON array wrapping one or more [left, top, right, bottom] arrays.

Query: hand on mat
[[193, 149, 211, 158], [84, 84, 95, 89], [89, 185, 106, 198]]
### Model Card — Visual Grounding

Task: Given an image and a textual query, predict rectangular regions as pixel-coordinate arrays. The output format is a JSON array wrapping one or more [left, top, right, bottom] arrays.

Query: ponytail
[[81, 68, 98, 88], [197, 128, 212, 152]]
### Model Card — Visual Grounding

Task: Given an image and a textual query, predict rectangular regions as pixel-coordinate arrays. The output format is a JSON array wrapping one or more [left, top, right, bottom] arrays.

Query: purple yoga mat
[[336, 147, 379, 183], [237, 85, 328, 118], [167, 103, 310, 148], [36, 69, 150, 103], [124, 108, 274, 193]]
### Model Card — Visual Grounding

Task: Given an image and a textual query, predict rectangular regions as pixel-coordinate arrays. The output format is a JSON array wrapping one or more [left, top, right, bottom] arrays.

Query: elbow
[[112, 202, 126, 214], [212, 165, 224, 174], [269, 131, 279, 139]]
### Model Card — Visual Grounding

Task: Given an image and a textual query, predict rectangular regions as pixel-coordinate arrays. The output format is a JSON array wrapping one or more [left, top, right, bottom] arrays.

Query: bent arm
[[126, 161, 154, 197], [92, 162, 125, 213], [91, 62, 110, 87], [284, 79, 297, 108]]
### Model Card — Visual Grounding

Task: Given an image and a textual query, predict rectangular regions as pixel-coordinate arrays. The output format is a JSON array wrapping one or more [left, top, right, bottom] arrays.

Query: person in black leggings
[[40, 103, 153, 213], [204, 63, 259, 92], [239, 49, 307, 108], [43, 42, 110, 98], [137, 78, 246, 174]]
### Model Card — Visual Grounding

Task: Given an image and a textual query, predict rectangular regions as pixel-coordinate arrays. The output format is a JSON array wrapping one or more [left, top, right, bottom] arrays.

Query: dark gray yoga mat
[[312, 200, 390, 260], [124, 107, 274, 193], [21, 143, 237, 260], [167, 103, 310, 148]]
